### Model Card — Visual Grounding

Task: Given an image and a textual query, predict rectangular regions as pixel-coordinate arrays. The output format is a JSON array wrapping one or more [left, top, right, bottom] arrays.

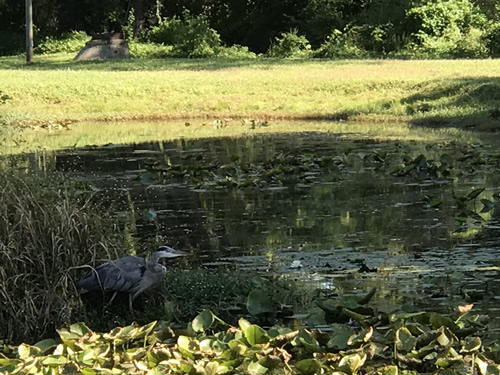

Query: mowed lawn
[[1, 54, 499, 130]]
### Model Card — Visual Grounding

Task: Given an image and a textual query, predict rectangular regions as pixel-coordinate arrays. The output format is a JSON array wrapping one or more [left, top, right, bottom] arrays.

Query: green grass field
[[1, 53, 500, 131]]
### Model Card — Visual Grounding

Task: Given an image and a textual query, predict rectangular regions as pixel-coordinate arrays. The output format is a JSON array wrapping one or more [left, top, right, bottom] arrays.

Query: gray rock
[[75, 35, 130, 60]]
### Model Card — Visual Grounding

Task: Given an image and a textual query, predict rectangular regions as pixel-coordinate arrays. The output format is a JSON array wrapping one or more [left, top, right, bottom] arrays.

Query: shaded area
[[0, 55, 369, 72], [402, 76, 500, 131]]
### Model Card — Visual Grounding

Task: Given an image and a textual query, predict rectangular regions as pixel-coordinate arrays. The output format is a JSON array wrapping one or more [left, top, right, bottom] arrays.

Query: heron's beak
[[161, 248, 188, 258]]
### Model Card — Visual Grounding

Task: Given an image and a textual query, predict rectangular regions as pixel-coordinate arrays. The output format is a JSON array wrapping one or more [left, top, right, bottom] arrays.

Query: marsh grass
[[0, 54, 499, 131], [0, 172, 123, 343], [77, 267, 313, 334]]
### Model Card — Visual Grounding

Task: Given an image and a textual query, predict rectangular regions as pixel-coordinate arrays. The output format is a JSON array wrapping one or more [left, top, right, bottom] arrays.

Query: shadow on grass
[[0, 54, 386, 72], [400, 76, 500, 131]]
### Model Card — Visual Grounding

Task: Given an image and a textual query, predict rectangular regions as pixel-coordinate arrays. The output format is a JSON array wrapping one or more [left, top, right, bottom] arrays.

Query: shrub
[[0, 172, 122, 343], [314, 27, 368, 59], [216, 45, 257, 59], [406, 0, 489, 58], [484, 22, 500, 57], [129, 41, 173, 58], [35, 31, 89, 54], [147, 11, 221, 58], [267, 29, 312, 58]]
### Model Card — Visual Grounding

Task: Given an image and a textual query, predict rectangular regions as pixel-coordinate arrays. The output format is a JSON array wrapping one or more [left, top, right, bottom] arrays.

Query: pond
[[2, 120, 500, 339]]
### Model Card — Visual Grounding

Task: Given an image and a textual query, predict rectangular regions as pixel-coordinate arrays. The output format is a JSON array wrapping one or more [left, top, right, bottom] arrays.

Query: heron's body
[[76, 246, 186, 310]]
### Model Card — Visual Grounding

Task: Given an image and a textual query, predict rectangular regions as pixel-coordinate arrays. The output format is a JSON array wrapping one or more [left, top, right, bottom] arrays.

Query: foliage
[[267, 29, 312, 58], [35, 31, 89, 55], [128, 41, 173, 58], [406, 0, 490, 58], [484, 22, 500, 57], [78, 269, 309, 334], [2, 0, 500, 57], [146, 11, 222, 58], [0, 172, 123, 344], [314, 27, 368, 58], [216, 45, 257, 59], [1, 297, 499, 374]]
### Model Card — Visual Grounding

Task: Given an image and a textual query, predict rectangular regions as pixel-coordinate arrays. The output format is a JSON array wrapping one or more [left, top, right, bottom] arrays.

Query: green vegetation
[[1, 57, 499, 131], [2, 294, 499, 374], [0, 172, 123, 343], [2, 0, 500, 58]]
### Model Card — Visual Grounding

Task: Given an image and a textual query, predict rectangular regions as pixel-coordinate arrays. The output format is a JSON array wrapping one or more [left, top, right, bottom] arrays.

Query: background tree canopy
[[1, 0, 499, 57]]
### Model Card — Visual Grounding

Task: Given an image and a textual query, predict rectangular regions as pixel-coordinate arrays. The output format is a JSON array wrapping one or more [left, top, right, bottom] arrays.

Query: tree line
[[1, 0, 499, 58]]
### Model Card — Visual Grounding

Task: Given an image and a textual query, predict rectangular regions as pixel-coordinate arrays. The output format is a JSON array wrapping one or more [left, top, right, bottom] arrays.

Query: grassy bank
[[0, 54, 499, 131]]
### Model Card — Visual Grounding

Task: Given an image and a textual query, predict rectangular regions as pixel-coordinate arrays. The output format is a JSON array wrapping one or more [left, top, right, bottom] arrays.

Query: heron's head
[[154, 245, 188, 259]]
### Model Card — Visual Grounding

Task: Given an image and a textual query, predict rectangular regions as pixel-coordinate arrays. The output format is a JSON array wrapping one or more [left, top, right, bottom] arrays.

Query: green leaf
[[245, 325, 269, 346], [341, 307, 369, 322], [247, 361, 268, 374], [480, 199, 496, 212], [396, 327, 417, 352], [81, 369, 98, 375], [467, 188, 485, 200], [177, 336, 197, 359], [429, 313, 459, 333], [347, 327, 373, 347], [247, 289, 275, 315], [338, 352, 367, 375], [379, 365, 398, 375], [41, 355, 69, 366], [238, 318, 251, 333], [327, 324, 355, 350], [462, 337, 481, 353], [34, 338, 56, 354], [192, 309, 215, 333], [391, 312, 426, 322], [18, 343, 40, 359], [69, 322, 93, 337], [356, 287, 377, 305], [429, 198, 443, 208], [295, 358, 320, 375], [134, 321, 157, 339], [292, 329, 321, 353]]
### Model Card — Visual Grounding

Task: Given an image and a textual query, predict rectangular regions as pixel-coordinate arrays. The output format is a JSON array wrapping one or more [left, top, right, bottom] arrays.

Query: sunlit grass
[[0, 54, 499, 131]]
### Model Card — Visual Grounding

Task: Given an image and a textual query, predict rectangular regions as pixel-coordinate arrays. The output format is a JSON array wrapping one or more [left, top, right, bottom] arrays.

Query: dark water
[[5, 131, 500, 337]]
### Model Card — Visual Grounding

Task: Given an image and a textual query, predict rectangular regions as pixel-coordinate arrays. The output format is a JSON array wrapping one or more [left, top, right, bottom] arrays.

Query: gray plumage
[[76, 246, 186, 310]]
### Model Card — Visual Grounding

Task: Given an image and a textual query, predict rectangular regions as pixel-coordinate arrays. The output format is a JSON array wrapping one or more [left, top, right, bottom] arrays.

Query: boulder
[[75, 33, 130, 60]]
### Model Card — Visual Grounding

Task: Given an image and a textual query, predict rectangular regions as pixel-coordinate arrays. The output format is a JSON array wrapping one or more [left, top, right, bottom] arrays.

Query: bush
[[314, 27, 368, 59], [129, 41, 173, 58], [35, 31, 89, 54], [406, 0, 489, 58], [484, 22, 500, 57], [216, 44, 257, 59], [147, 11, 221, 58], [267, 29, 312, 58], [0, 172, 122, 343]]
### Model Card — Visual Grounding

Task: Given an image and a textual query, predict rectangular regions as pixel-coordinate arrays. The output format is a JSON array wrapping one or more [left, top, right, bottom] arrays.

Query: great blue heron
[[75, 246, 187, 311]]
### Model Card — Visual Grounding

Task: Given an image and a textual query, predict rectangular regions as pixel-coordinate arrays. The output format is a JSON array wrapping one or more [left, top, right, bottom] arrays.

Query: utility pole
[[26, 0, 33, 63]]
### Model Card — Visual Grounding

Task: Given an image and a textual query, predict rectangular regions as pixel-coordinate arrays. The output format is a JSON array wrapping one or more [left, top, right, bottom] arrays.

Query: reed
[[0, 172, 122, 343]]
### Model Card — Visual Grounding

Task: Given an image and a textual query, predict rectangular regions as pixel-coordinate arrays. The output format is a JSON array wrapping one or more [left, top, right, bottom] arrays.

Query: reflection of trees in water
[[3, 135, 499, 262]]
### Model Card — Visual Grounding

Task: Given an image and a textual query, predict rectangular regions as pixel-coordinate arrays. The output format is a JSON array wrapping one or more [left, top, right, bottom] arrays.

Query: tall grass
[[0, 172, 122, 343]]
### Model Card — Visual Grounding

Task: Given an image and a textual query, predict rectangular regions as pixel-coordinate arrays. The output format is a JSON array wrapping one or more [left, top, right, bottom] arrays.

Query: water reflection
[[2, 125, 500, 338]]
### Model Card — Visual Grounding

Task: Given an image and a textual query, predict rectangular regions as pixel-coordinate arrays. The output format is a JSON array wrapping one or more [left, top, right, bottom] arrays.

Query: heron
[[75, 246, 187, 311]]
